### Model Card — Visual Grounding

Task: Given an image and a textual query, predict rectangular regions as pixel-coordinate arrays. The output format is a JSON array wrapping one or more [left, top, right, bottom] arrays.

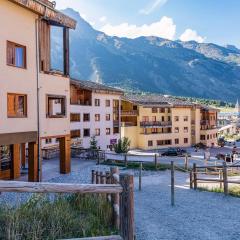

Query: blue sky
[[55, 0, 240, 47]]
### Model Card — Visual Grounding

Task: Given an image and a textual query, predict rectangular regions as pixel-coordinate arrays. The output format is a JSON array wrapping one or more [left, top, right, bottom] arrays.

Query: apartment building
[[121, 95, 219, 150], [70, 79, 123, 150], [0, 0, 76, 181]]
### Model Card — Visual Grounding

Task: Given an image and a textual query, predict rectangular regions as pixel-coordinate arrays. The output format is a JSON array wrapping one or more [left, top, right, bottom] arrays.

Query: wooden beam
[[0, 181, 123, 194], [59, 135, 71, 174], [0, 131, 37, 145], [21, 143, 26, 168], [11, 144, 21, 179], [63, 27, 70, 76], [28, 142, 38, 182]]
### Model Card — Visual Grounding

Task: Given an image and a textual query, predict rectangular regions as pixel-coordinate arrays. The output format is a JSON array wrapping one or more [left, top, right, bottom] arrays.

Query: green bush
[[114, 137, 131, 154], [0, 194, 115, 240]]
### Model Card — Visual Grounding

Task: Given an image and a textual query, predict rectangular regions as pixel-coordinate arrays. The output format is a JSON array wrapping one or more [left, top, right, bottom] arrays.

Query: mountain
[[51, 8, 240, 102]]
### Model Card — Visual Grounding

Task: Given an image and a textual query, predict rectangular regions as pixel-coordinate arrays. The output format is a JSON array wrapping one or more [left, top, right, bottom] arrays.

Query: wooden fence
[[0, 171, 134, 240], [190, 162, 240, 195]]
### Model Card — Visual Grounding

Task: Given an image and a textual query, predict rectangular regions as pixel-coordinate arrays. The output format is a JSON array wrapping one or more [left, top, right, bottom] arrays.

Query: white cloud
[[180, 29, 206, 43], [100, 16, 176, 40], [99, 16, 107, 22], [140, 0, 168, 15]]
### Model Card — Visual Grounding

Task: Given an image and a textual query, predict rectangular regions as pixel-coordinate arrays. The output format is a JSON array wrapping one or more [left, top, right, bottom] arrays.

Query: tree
[[114, 137, 131, 154], [89, 135, 98, 150]]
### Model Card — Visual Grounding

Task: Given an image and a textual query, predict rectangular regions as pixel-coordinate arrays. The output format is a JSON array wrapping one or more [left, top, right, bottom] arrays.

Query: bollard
[[184, 155, 188, 170], [193, 163, 197, 190], [124, 154, 128, 167], [154, 154, 158, 170], [91, 170, 96, 184], [223, 162, 228, 196]]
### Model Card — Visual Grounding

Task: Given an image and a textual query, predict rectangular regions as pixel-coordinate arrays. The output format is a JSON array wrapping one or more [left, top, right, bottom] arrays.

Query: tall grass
[[0, 193, 115, 240]]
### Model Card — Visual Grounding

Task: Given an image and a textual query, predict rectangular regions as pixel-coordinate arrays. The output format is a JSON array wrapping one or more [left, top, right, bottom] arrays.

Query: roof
[[122, 94, 195, 107], [9, 0, 76, 29], [71, 79, 124, 95], [200, 104, 220, 112]]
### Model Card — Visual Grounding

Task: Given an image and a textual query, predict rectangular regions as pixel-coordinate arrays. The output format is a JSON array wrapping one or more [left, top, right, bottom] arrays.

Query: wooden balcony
[[121, 110, 138, 116], [140, 121, 172, 128], [121, 122, 137, 127]]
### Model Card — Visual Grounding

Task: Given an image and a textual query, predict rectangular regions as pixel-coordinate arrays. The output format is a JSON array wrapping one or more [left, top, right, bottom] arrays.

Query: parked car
[[215, 153, 232, 162], [161, 148, 191, 157], [218, 138, 225, 147]]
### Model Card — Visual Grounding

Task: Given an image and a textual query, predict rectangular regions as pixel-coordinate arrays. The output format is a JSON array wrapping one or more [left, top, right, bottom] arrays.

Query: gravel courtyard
[[1, 159, 240, 240]]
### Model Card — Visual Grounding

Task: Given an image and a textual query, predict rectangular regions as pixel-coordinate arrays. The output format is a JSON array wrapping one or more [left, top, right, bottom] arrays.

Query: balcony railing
[[121, 122, 137, 127], [140, 132, 172, 135], [121, 110, 138, 116], [140, 121, 172, 128]]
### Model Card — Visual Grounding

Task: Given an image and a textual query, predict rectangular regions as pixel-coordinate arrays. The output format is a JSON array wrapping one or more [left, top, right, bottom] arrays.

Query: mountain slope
[[51, 8, 240, 102]]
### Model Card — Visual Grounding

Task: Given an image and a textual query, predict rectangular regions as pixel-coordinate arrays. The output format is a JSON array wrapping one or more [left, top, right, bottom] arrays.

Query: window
[[46, 95, 66, 118], [184, 127, 188, 133], [95, 99, 100, 106], [184, 116, 188, 122], [165, 140, 172, 145], [106, 100, 111, 107], [7, 41, 26, 68], [174, 116, 179, 122], [7, 93, 27, 118], [106, 114, 111, 121], [95, 128, 100, 136], [152, 116, 156, 122], [83, 113, 90, 122], [161, 116, 165, 122], [152, 108, 158, 113], [71, 130, 81, 139], [160, 108, 165, 113], [157, 140, 163, 146], [70, 113, 80, 122], [45, 138, 52, 144], [168, 116, 171, 122], [200, 135, 205, 140], [152, 128, 158, 134], [175, 139, 179, 144], [167, 108, 171, 113], [133, 105, 138, 110], [148, 140, 153, 147], [142, 116, 149, 122], [184, 138, 188, 144], [174, 127, 179, 133], [106, 128, 111, 135], [95, 114, 100, 121], [113, 127, 119, 134], [207, 135, 209, 140], [83, 129, 90, 137]]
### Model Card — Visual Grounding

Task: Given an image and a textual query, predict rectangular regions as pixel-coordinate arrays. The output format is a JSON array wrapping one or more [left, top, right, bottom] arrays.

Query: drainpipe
[[35, 18, 42, 182]]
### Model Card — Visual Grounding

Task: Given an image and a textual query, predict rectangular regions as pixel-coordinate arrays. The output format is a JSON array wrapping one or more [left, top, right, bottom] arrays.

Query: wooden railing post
[[92, 170, 96, 184], [193, 163, 197, 190], [184, 155, 188, 170], [171, 161, 175, 206], [120, 173, 134, 240], [106, 171, 111, 202], [111, 167, 120, 230], [219, 170, 223, 190], [139, 163, 142, 191], [189, 170, 193, 189], [154, 154, 157, 170], [223, 162, 228, 196], [124, 154, 128, 167]]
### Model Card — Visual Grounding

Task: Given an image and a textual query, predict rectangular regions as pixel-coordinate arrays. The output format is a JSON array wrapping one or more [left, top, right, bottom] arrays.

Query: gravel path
[[134, 170, 240, 240], [1, 160, 240, 240]]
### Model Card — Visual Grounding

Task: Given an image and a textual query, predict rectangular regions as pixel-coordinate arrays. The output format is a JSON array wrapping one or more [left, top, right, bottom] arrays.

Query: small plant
[[90, 135, 98, 150], [114, 137, 131, 154]]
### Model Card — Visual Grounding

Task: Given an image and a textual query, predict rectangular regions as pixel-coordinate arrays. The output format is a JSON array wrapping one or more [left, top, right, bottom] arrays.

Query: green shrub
[[114, 137, 131, 154]]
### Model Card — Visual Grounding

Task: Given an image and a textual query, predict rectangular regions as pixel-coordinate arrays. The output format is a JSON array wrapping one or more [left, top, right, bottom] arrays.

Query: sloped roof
[[122, 94, 195, 107], [9, 0, 76, 29], [71, 79, 124, 95]]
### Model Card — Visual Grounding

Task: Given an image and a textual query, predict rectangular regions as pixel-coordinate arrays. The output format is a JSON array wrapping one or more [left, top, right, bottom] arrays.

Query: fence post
[[184, 155, 188, 170], [219, 170, 223, 190], [139, 162, 142, 191], [193, 163, 197, 190], [154, 154, 158, 170], [189, 170, 193, 189], [91, 170, 96, 184], [111, 167, 120, 230], [124, 154, 128, 167], [106, 171, 111, 202], [223, 162, 228, 196], [120, 173, 134, 240], [171, 161, 175, 206], [97, 150, 100, 165]]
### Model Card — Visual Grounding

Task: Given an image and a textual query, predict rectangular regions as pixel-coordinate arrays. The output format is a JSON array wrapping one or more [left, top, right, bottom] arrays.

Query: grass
[[0, 193, 116, 240], [102, 160, 172, 171], [198, 186, 240, 198]]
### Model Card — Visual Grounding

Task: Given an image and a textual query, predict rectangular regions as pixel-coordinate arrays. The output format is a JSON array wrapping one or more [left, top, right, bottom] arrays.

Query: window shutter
[[7, 94, 16, 116], [7, 42, 15, 65]]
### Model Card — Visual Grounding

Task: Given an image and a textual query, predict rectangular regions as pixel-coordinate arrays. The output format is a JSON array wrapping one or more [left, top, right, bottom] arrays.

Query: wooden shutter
[[7, 42, 15, 66], [7, 94, 16, 117], [39, 20, 50, 72]]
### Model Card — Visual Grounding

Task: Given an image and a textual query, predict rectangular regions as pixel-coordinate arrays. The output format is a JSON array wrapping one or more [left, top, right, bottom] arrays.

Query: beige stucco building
[[121, 95, 219, 150], [0, 0, 76, 181]]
